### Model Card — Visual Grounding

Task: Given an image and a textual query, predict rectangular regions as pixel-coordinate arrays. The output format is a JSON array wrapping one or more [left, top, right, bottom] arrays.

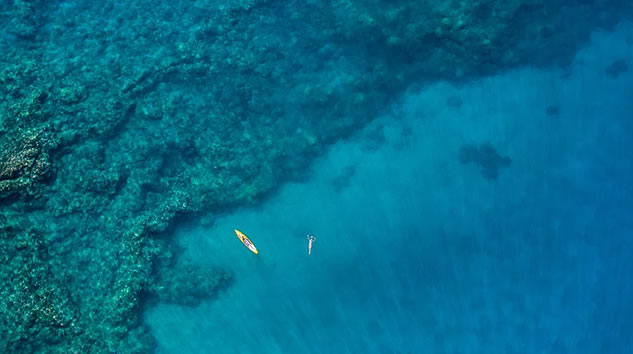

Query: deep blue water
[[145, 22, 633, 353]]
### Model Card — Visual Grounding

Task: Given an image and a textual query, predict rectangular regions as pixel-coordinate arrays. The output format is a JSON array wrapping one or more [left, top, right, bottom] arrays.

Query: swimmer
[[307, 234, 316, 255]]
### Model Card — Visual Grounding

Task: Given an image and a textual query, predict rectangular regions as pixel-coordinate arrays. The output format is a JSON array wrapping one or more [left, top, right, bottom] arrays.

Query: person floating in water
[[307, 234, 316, 255]]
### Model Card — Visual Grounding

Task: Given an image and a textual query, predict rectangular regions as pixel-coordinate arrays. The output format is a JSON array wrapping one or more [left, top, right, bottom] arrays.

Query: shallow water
[[144, 22, 633, 354]]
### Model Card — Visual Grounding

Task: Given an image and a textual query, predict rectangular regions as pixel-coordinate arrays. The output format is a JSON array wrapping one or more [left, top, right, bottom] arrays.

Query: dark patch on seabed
[[545, 104, 560, 118], [329, 165, 357, 193], [446, 96, 464, 109], [458, 143, 511, 180], [605, 58, 629, 78], [1, 0, 633, 352]]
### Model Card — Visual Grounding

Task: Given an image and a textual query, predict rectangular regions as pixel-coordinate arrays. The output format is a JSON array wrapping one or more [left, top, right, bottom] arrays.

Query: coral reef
[[0, 224, 77, 353], [0, 129, 53, 200], [1, 0, 632, 352], [145, 261, 233, 307]]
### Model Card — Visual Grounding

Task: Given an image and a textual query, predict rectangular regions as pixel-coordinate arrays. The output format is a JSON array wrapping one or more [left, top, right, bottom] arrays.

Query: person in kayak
[[307, 234, 316, 255]]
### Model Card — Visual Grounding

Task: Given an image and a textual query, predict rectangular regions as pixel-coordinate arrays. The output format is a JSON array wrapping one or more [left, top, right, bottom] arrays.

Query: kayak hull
[[235, 229, 259, 255]]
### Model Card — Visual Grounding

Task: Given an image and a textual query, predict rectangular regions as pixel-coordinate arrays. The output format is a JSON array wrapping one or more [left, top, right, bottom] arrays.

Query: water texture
[[146, 22, 633, 353], [1, 0, 632, 353]]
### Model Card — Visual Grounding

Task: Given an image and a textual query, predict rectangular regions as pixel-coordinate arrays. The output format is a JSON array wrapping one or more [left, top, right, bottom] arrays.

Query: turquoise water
[[145, 23, 633, 353], [3, 2, 633, 352]]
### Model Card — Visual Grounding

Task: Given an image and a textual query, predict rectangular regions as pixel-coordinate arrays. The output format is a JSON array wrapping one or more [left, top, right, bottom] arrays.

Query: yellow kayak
[[235, 229, 259, 255]]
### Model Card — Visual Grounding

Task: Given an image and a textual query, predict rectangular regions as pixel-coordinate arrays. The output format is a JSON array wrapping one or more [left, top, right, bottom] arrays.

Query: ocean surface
[[144, 21, 633, 354]]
